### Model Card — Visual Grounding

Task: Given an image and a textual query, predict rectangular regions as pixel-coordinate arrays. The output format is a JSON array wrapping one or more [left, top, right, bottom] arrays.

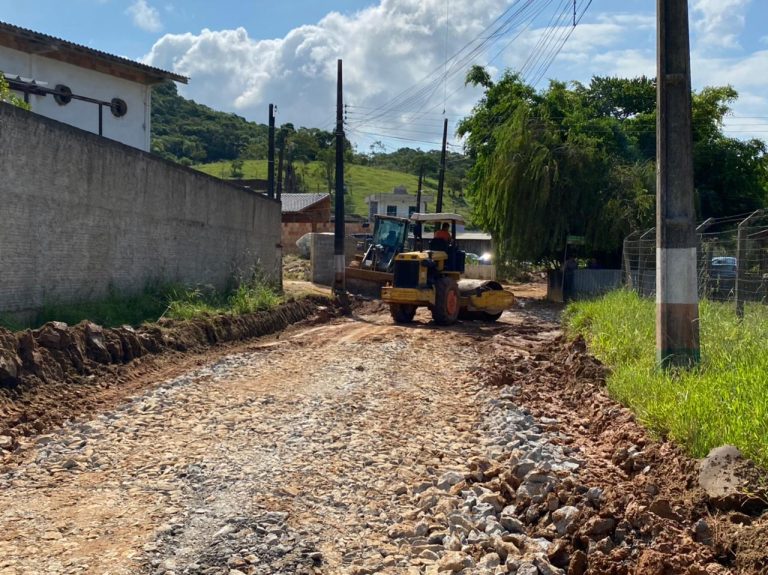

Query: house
[[0, 21, 187, 151], [281, 193, 370, 255], [365, 186, 434, 220], [281, 193, 332, 254]]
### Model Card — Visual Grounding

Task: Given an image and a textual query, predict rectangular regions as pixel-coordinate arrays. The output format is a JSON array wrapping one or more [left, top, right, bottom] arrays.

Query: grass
[[565, 290, 768, 468], [0, 279, 283, 331], [194, 159, 472, 220], [165, 280, 282, 320]]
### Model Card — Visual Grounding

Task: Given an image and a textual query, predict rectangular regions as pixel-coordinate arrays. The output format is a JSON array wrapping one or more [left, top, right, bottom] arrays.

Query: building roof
[[364, 192, 435, 203], [411, 212, 465, 224], [455, 231, 492, 241], [281, 193, 330, 213], [421, 231, 493, 241], [0, 21, 188, 85]]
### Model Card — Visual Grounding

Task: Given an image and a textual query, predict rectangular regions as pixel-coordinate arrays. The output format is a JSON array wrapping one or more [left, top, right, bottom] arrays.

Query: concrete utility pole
[[267, 104, 275, 200], [415, 165, 424, 241], [333, 59, 346, 294], [656, 0, 700, 367], [276, 137, 284, 202], [436, 118, 448, 213], [416, 165, 424, 214]]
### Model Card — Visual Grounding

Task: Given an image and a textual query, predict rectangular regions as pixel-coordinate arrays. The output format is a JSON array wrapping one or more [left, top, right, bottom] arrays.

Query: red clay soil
[[475, 319, 768, 575]]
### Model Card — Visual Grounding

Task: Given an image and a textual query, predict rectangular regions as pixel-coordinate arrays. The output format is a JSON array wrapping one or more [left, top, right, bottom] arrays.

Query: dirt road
[[0, 299, 763, 574]]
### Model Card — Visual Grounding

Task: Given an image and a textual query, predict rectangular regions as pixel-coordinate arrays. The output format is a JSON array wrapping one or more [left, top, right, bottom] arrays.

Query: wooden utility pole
[[333, 59, 346, 294], [656, 0, 700, 367], [267, 104, 275, 199], [436, 118, 448, 213]]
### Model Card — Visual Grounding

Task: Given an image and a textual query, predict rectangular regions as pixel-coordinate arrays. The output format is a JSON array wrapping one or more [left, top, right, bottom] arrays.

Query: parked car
[[465, 252, 481, 265], [711, 256, 737, 279], [709, 256, 737, 299]]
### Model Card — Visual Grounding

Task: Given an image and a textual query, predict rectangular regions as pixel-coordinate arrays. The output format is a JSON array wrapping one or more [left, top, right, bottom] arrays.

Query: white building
[[0, 21, 186, 151], [365, 186, 434, 220]]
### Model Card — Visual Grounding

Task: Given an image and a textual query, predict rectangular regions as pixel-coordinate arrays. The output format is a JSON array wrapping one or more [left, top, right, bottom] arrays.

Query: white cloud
[[127, 0, 163, 33], [139, 1, 768, 149], [142, 0, 513, 148], [692, 0, 751, 51]]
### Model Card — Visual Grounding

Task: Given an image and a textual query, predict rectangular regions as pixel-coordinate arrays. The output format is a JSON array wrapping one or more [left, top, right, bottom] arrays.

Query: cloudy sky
[[4, 0, 768, 152]]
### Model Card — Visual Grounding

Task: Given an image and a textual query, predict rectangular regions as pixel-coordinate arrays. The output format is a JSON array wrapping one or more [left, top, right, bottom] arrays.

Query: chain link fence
[[623, 210, 768, 312]]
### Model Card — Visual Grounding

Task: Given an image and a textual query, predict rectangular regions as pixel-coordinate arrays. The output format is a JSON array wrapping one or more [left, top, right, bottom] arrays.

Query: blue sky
[[4, 0, 768, 152]]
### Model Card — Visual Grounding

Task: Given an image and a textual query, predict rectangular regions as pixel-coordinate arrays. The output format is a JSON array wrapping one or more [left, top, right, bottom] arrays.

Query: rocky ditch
[[361, 318, 768, 575], [450, 328, 768, 575]]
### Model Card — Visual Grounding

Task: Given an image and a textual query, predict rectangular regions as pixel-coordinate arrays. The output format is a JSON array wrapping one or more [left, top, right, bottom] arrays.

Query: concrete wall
[[310, 234, 358, 286], [283, 221, 367, 255], [547, 269, 622, 302], [464, 264, 497, 281], [1, 45, 152, 150], [0, 103, 281, 315]]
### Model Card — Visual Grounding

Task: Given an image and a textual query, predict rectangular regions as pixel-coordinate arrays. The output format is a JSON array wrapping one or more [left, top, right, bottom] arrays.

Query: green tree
[[0, 73, 30, 110], [459, 69, 768, 265], [230, 158, 244, 179]]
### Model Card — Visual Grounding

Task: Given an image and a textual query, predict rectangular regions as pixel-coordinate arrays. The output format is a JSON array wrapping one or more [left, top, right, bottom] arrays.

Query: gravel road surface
[[0, 299, 763, 574]]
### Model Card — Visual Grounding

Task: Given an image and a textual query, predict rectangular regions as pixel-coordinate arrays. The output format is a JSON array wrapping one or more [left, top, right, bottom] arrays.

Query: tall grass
[[0, 279, 283, 331], [566, 290, 768, 468], [164, 279, 281, 320]]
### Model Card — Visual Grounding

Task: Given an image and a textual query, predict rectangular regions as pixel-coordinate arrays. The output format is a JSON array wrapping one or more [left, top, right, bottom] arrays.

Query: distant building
[[282, 193, 331, 225], [281, 193, 331, 255], [365, 186, 434, 220], [0, 21, 187, 151]]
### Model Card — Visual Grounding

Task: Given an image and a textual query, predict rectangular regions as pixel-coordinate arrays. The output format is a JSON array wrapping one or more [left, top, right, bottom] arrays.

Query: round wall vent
[[53, 84, 72, 105], [110, 98, 128, 117]]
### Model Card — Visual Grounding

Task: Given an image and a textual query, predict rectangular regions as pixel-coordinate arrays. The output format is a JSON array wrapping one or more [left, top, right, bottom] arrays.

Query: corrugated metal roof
[[281, 193, 330, 213], [0, 21, 188, 84]]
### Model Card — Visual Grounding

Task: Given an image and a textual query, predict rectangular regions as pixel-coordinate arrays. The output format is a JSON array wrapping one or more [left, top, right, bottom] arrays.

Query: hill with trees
[[150, 82, 470, 215]]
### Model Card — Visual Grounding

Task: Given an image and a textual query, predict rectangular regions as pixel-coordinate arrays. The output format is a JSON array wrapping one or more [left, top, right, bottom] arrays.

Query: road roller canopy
[[409, 212, 465, 225]]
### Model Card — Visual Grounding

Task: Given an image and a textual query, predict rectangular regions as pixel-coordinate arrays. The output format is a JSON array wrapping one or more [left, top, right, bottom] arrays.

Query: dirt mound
[[0, 296, 337, 442], [475, 331, 768, 574]]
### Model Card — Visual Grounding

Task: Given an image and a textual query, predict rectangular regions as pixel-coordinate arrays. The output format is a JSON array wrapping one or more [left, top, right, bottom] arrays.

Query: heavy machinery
[[381, 213, 514, 325], [345, 214, 410, 297]]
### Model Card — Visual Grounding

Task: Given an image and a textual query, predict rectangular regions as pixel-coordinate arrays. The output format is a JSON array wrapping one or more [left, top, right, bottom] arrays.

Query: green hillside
[[195, 159, 472, 220]]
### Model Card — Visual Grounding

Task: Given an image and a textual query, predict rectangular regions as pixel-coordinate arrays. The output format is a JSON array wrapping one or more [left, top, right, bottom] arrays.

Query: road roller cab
[[381, 213, 514, 325]]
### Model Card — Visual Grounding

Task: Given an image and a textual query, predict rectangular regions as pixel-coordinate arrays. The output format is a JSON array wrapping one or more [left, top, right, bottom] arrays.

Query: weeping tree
[[459, 68, 763, 268], [459, 71, 651, 266]]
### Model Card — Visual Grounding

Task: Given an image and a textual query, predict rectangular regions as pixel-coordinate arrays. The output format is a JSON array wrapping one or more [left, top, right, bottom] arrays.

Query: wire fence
[[623, 210, 768, 314]]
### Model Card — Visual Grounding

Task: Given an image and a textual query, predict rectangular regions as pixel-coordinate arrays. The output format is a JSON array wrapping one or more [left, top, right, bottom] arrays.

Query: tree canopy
[[458, 68, 768, 265], [0, 73, 30, 110]]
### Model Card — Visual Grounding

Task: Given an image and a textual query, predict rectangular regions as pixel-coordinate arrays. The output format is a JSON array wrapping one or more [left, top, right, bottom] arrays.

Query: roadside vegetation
[[0, 279, 283, 331], [0, 73, 30, 109], [566, 290, 768, 468]]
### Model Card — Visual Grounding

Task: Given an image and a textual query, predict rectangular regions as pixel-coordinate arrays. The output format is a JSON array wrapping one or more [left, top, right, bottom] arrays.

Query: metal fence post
[[623, 231, 641, 290], [639, 227, 656, 297], [696, 218, 714, 299], [736, 210, 764, 318]]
